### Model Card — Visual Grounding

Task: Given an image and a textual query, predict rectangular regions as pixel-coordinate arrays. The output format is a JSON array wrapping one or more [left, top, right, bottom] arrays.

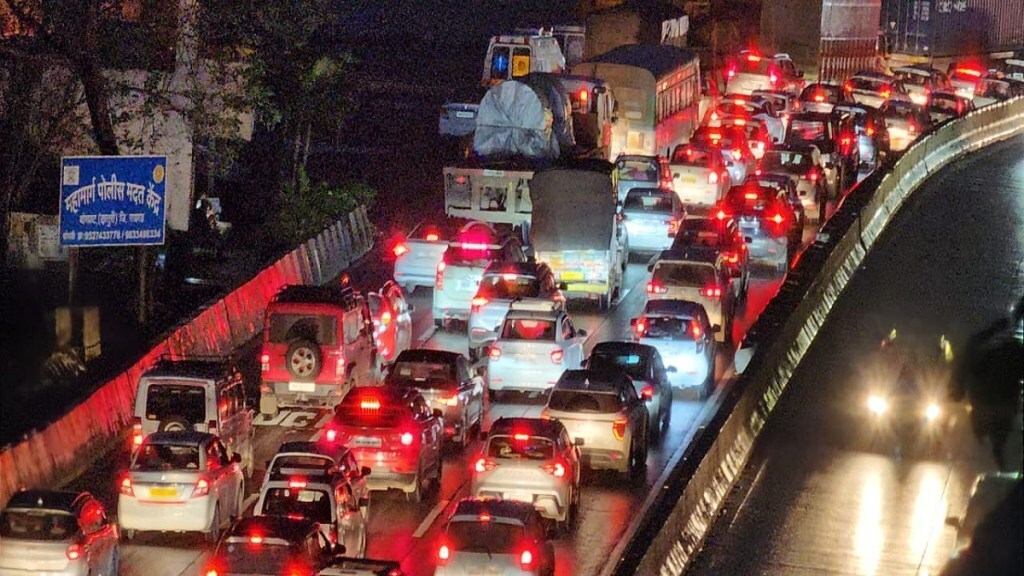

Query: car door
[[412, 398, 441, 473], [205, 440, 238, 517], [457, 356, 484, 426], [386, 285, 413, 356], [334, 484, 365, 557]]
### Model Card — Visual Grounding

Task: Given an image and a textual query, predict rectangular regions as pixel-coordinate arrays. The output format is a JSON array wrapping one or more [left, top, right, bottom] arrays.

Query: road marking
[[413, 499, 450, 538]]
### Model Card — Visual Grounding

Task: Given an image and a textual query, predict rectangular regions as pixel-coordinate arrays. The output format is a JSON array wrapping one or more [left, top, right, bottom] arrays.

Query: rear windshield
[[271, 455, 333, 473], [447, 521, 523, 554], [671, 146, 716, 166], [501, 318, 556, 341], [144, 383, 205, 424], [221, 544, 295, 575], [0, 510, 77, 541], [588, 352, 649, 380], [444, 245, 496, 267], [788, 120, 829, 142], [652, 263, 716, 286], [760, 151, 811, 171], [929, 95, 960, 112], [487, 435, 555, 460], [477, 274, 540, 299], [261, 488, 332, 524], [716, 102, 755, 117], [639, 317, 696, 340], [387, 361, 456, 390], [848, 77, 887, 92], [895, 71, 929, 86], [616, 159, 659, 182], [410, 224, 445, 241], [736, 57, 771, 74], [336, 404, 405, 428], [800, 85, 841, 103], [548, 390, 623, 413], [268, 313, 338, 346], [675, 225, 726, 248], [133, 443, 201, 471], [623, 192, 674, 214]]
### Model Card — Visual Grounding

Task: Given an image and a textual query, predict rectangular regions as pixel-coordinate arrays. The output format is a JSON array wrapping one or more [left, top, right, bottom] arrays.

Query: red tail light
[[692, 322, 703, 339], [843, 81, 853, 93], [325, 427, 338, 442], [475, 457, 498, 473], [66, 544, 82, 561], [205, 570, 219, 576], [744, 191, 759, 201], [640, 384, 654, 400], [715, 209, 729, 220], [392, 243, 409, 257], [771, 212, 785, 225], [668, 218, 680, 235], [708, 171, 720, 184], [435, 260, 446, 290], [445, 394, 459, 407], [289, 478, 307, 489], [540, 460, 567, 478], [700, 285, 723, 298], [192, 478, 211, 498], [808, 169, 819, 182], [131, 417, 143, 448], [471, 296, 488, 312], [813, 94, 825, 102], [249, 534, 264, 544], [400, 432, 415, 446], [866, 125, 875, 136], [520, 549, 535, 570], [646, 282, 668, 294], [909, 122, 917, 134], [550, 349, 564, 364], [438, 543, 451, 564], [769, 71, 778, 85], [723, 252, 739, 264], [634, 319, 646, 336], [260, 353, 270, 372], [879, 86, 891, 99], [119, 475, 134, 496], [488, 346, 501, 360], [425, 232, 440, 242], [612, 418, 628, 441]]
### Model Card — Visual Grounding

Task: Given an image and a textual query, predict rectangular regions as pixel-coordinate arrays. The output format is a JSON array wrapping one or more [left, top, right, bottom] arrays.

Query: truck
[[528, 163, 626, 310]]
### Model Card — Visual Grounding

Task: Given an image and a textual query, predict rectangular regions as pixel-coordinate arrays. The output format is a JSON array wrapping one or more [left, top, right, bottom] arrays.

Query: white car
[[708, 94, 786, 144], [646, 247, 737, 343], [118, 432, 244, 543], [254, 473, 367, 558], [391, 222, 450, 292], [436, 499, 555, 576], [630, 299, 718, 398], [844, 71, 909, 108], [620, 187, 684, 254], [486, 303, 587, 398], [262, 441, 371, 520], [668, 144, 732, 210], [467, 261, 564, 360]]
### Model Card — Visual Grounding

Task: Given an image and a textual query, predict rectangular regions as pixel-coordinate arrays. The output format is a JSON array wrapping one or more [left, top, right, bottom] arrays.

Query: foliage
[[275, 169, 376, 246]]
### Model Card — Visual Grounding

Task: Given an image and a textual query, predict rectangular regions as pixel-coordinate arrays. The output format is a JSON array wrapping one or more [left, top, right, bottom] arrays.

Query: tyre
[[629, 437, 648, 480], [648, 409, 662, 444], [598, 293, 610, 311], [107, 546, 119, 576], [434, 318, 444, 329], [406, 468, 423, 504], [205, 506, 221, 544], [698, 369, 714, 400], [662, 402, 672, 430], [286, 339, 322, 381], [158, 416, 190, 433]]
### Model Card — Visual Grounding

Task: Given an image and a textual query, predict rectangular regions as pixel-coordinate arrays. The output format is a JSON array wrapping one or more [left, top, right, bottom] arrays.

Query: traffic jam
[[2, 26, 1021, 576]]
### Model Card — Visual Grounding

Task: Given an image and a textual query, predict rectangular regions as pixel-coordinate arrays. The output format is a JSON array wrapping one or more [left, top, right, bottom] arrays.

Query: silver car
[[646, 247, 737, 343], [467, 261, 564, 359], [0, 490, 119, 576], [758, 145, 826, 219], [391, 222, 450, 292], [486, 305, 587, 398], [435, 499, 555, 576], [540, 369, 649, 477], [471, 417, 582, 527], [263, 441, 372, 520], [630, 300, 718, 398], [621, 187, 684, 255]]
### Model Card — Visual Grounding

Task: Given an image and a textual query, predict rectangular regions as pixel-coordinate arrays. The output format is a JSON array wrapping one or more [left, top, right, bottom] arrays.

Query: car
[[613, 154, 673, 202], [797, 82, 854, 113], [118, 431, 245, 543], [945, 472, 1023, 557], [629, 299, 718, 398], [972, 74, 1016, 107], [540, 369, 650, 478], [668, 143, 733, 211], [718, 116, 774, 160], [707, 94, 785, 144], [878, 100, 932, 152], [948, 63, 985, 100], [585, 341, 673, 437], [254, 461, 367, 557], [131, 356, 255, 477], [671, 216, 750, 301], [436, 498, 555, 576], [725, 51, 804, 95], [716, 182, 796, 272], [433, 221, 528, 329], [690, 125, 756, 184], [745, 171, 806, 234], [467, 261, 565, 360], [259, 283, 380, 416], [471, 417, 582, 528], [646, 246, 738, 343], [391, 221, 453, 292], [756, 144, 827, 221], [203, 516, 338, 576], [844, 70, 909, 108], [486, 302, 587, 399], [751, 88, 801, 128], [892, 65, 951, 106], [320, 386, 443, 503], [620, 187, 685, 255], [784, 111, 850, 196], [0, 490, 119, 576], [927, 90, 975, 123], [263, 441, 371, 520], [367, 280, 413, 364], [832, 103, 890, 171], [383, 349, 485, 447]]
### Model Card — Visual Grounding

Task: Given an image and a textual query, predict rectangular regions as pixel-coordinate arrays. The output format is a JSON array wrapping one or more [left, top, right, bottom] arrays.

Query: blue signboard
[[59, 155, 168, 247]]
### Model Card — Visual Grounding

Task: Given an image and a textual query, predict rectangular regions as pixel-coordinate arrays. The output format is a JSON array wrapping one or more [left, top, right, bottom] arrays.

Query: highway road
[[685, 135, 1024, 576]]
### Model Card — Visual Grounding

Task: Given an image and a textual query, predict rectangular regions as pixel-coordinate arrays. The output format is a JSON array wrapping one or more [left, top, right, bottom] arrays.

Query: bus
[[572, 44, 701, 159]]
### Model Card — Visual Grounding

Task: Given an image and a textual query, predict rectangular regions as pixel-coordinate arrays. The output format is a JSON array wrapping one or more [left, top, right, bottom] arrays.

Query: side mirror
[[712, 324, 722, 333], [332, 543, 347, 557], [231, 453, 243, 464], [574, 437, 585, 447], [744, 236, 753, 243], [360, 466, 371, 477], [576, 329, 588, 338], [432, 408, 444, 419], [647, 264, 655, 272], [945, 516, 961, 529], [666, 365, 678, 373], [558, 282, 568, 291]]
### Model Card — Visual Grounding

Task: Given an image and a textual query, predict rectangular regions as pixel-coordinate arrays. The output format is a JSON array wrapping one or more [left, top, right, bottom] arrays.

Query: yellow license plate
[[150, 487, 176, 498], [679, 175, 698, 183], [560, 271, 584, 281]]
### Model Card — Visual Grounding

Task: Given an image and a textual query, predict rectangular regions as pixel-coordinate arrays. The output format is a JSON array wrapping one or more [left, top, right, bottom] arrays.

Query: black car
[[745, 172, 806, 239], [785, 111, 858, 195], [205, 516, 337, 576], [585, 341, 673, 440]]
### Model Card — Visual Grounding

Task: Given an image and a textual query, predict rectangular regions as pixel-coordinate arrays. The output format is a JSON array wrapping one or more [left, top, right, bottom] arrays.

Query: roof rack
[[272, 284, 360, 309]]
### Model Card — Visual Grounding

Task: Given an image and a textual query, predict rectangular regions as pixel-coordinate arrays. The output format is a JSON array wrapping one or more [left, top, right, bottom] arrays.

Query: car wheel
[[630, 437, 647, 481], [662, 401, 672, 430], [648, 410, 661, 444], [406, 467, 423, 504], [286, 339, 323, 380], [205, 506, 221, 544], [107, 546, 119, 576], [158, 416, 190, 433]]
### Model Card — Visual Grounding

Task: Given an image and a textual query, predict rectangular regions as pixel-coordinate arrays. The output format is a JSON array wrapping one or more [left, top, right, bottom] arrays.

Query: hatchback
[[620, 187, 685, 255], [436, 499, 555, 576], [631, 300, 718, 398]]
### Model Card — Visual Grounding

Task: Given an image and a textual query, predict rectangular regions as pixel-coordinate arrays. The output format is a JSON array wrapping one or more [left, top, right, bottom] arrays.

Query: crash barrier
[[607, 97, 1024, 576], [0, 206, 374, 508]]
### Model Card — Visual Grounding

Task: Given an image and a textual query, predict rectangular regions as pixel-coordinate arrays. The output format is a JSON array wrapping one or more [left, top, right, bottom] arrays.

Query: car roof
[[656, 246, 721, 264], [481, 260, 546, 277], [591, 340, 659, 355], [275, 440, 348, 458], [227, 515, 319, 541], [272, 284, 360, 307], [5, 490, 86, 512], [143, 357, 236, 380], [489, 417, 565, 438], [393, 349, 463, 364], [145, 431, 215, 445], [641, 299, 704, 318], [616, 154, 661, 163], [625, 187, 673, 198], [450, 498, 535, 524], [555, 369, 632, 392]]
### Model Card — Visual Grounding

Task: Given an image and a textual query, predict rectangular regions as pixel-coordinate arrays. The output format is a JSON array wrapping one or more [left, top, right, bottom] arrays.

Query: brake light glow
[[879, 86, 891, 99], [425, 232, 440, 242], [438, 544, 451, 563], [715, 209, 729, 220], [734, 117, 747, 126], [206, 570, 219, 576], [954, 67, 982, 78], [744, 191, 759, 200], [119, 476, 134, 496], [400, 432, 415, 446], [771, 212, 785, 225], [193, 478, 210, 498], [513, 433, 530, 441], [808, 169, 819, 182], [746, 53, 761, 62], [692, 322, 703, 339], [578, 88, 589, 106], [909, 122, 917, 134], [435, 260, 446, 290], [612, 418, 628, 441], [634, 319, 646, 336], [843, 81, 853, 93], [131, 417, 143, 447], [289, 478, 307, 489], [708, 171, 720, 184], [489, 346, 501, 360], [478, 512, 492, 522], [769, 71, 778, 85], [541, 461, 567, 478], [445, 394, 459, 407], [550, 349, 564, 364], [392, 243, 409, 257], [641, 385, 654, 400], [475, 457, 498, 473], [66, 544, 82, 560], [260, 354, 270, 372], [380, 311, 392, 325], [700, 285, 723, 298], [360, 398, 381, 411], [471, 296, 489, 312], [813, 94, 825, 102], [325, 428, 338, 442], [249, 534, 264, 544], [646, 282, 668, 294], [520, 549, 535, 570]]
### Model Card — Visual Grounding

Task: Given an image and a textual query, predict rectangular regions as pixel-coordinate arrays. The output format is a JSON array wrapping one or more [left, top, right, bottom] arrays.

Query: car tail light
[[392, 242, 409, 257], [400, 432, 415, 446], [520, 549, 535, 570], [380, 310, 392, 326], [475, 457, 498, 473], [325, 427, 338, 442], [723, 252, 739, 264], [700, 285, 722, 298], [540, 460, 567, 478], [435, 260, 446, 290], [489, 346, 501, 360], [843, 81, 853, 93], [715, 209, 729, 220], [289, 478, 307, 489], [808, 169, 819, 182], [66, 544, 82, 560], [707, 170, 720, 185], [668, 218, 680, 235], [692, 322, 703, 339], [119, 475, 134, 496], [813, 94, 825, 102], [646, 282, 667, 294], [445, 394, 459, 407], [744, 191, 759, 201], [909, 122, 917, 134], [771, 212, 785, 225], [192, 478, 211, 498], [612, 418, 628, 441], [634, 319, 646, 336], [205, 570, 219, 576], [361, 398, 381, 411], [866, 125, 875, 136], [550, 349, 564, 364], [727, 64, 736, 79], [471, 296, 488, 312], [425, 231, 440, 242], [880, 86, 891, 99], [438, 544, 451, 564], [769, 71, 778, 85], [260, 353, 270, 372], [640, 384, 655, 400], [131, 417, 144, 448], [249, 534, 264, 544]]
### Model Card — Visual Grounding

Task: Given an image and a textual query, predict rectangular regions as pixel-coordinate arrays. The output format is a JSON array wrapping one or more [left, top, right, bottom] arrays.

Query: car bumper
[[0, 564, 88, 576], [261, 381, 348, 410], [392, 267, 437, 289], [745, 236, 788, 264], [661, 352, 712, 388], [433, 288, 474, 321], [472, 482, 570, 521], [673, 182, 723, 208], [580, 446, 630, 473], [625, 228, 673, 252], [118, 495, 213, 532], [488, 364, 564, 392]]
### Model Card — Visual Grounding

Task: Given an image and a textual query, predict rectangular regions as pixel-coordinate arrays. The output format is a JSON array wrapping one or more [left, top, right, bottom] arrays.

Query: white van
[[482, 32, 565, 85]]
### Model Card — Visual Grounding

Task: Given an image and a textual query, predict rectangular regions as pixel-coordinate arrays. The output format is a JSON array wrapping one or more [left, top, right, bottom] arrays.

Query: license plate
[[352, 436, 382, 448], [678, 175, 697, 183], [561, 271, 583, 281], [507, 492, 533, 503], [149, 486, 176, 498], [455, 111, 475, 118], [289, 382, 316, 392]]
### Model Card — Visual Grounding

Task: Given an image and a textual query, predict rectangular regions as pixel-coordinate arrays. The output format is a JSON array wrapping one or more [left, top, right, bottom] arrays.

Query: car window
[[487, 435, 555, 460], [262, 487, 332, 524], [269, 314, 338, 346], [548, 390, 623, 413], [144, 383, 206, 425], [623, 191, 675, 213], [134, 443, 200, 471], [477, 274, 540, 299], [387, 361, 456, 389], [671, 146, 717, 166], [589, 352, 650, 380], [788, 120, 829, 142], [447, 520, 523, 554], [0, 509, 78, 541], [616, 159, 659, 182], [652, 262, 716, 286], [221, 540, 295, 573], [501, 318, 556, 341], [640, 317, 698, 340], [457, 357, 472, 382]]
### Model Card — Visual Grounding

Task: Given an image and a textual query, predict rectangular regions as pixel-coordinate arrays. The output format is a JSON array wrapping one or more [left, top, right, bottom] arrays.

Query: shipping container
[[881, 0, 1024, 57]]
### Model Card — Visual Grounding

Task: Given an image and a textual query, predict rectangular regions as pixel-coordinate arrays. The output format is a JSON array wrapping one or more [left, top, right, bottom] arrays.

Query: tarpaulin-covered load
[[473, 73, 575, 160], [529, 162, 616, 251]]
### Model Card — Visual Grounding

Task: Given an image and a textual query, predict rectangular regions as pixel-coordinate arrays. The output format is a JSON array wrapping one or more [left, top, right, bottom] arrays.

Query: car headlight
[[925, 403, 941, 421], [867, 395, 888, 415]]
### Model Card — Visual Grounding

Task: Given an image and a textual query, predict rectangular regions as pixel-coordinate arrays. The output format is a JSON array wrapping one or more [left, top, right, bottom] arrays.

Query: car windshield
[[848, 77, 888, 92], [487, 435, 555, 460], [261, 488, 332, 524], [616, 159, 659, 182], [0, 510, 77, 541], [640, 317, 696, 340], [386, 361, 456, 390], [501, 318, 556, 341], [652, 263, 716, 286], [477, 275, 540, 299], [145, 383, 206, 425], [548, 390, 623, 413], [788, 120, 829, 142], [895, 71, 930, 86], [133, 443, 201, 471], [589, 352, 649, 380], [760, 151, 811, 171], [221, 541, 299, 573], [271, 455, 333, 473], [447, 521, 522, 554], [801, 85, 841, 102], [736, 56, 771, 74], [268, 313, 338, 346], [623, 192, 674, 214], [671, 146, 716, 166]]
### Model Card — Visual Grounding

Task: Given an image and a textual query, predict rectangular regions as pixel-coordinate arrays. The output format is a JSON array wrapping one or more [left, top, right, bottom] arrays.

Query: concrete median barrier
[[0, 206, 374, 508], [608, 97, 1024, 576]]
